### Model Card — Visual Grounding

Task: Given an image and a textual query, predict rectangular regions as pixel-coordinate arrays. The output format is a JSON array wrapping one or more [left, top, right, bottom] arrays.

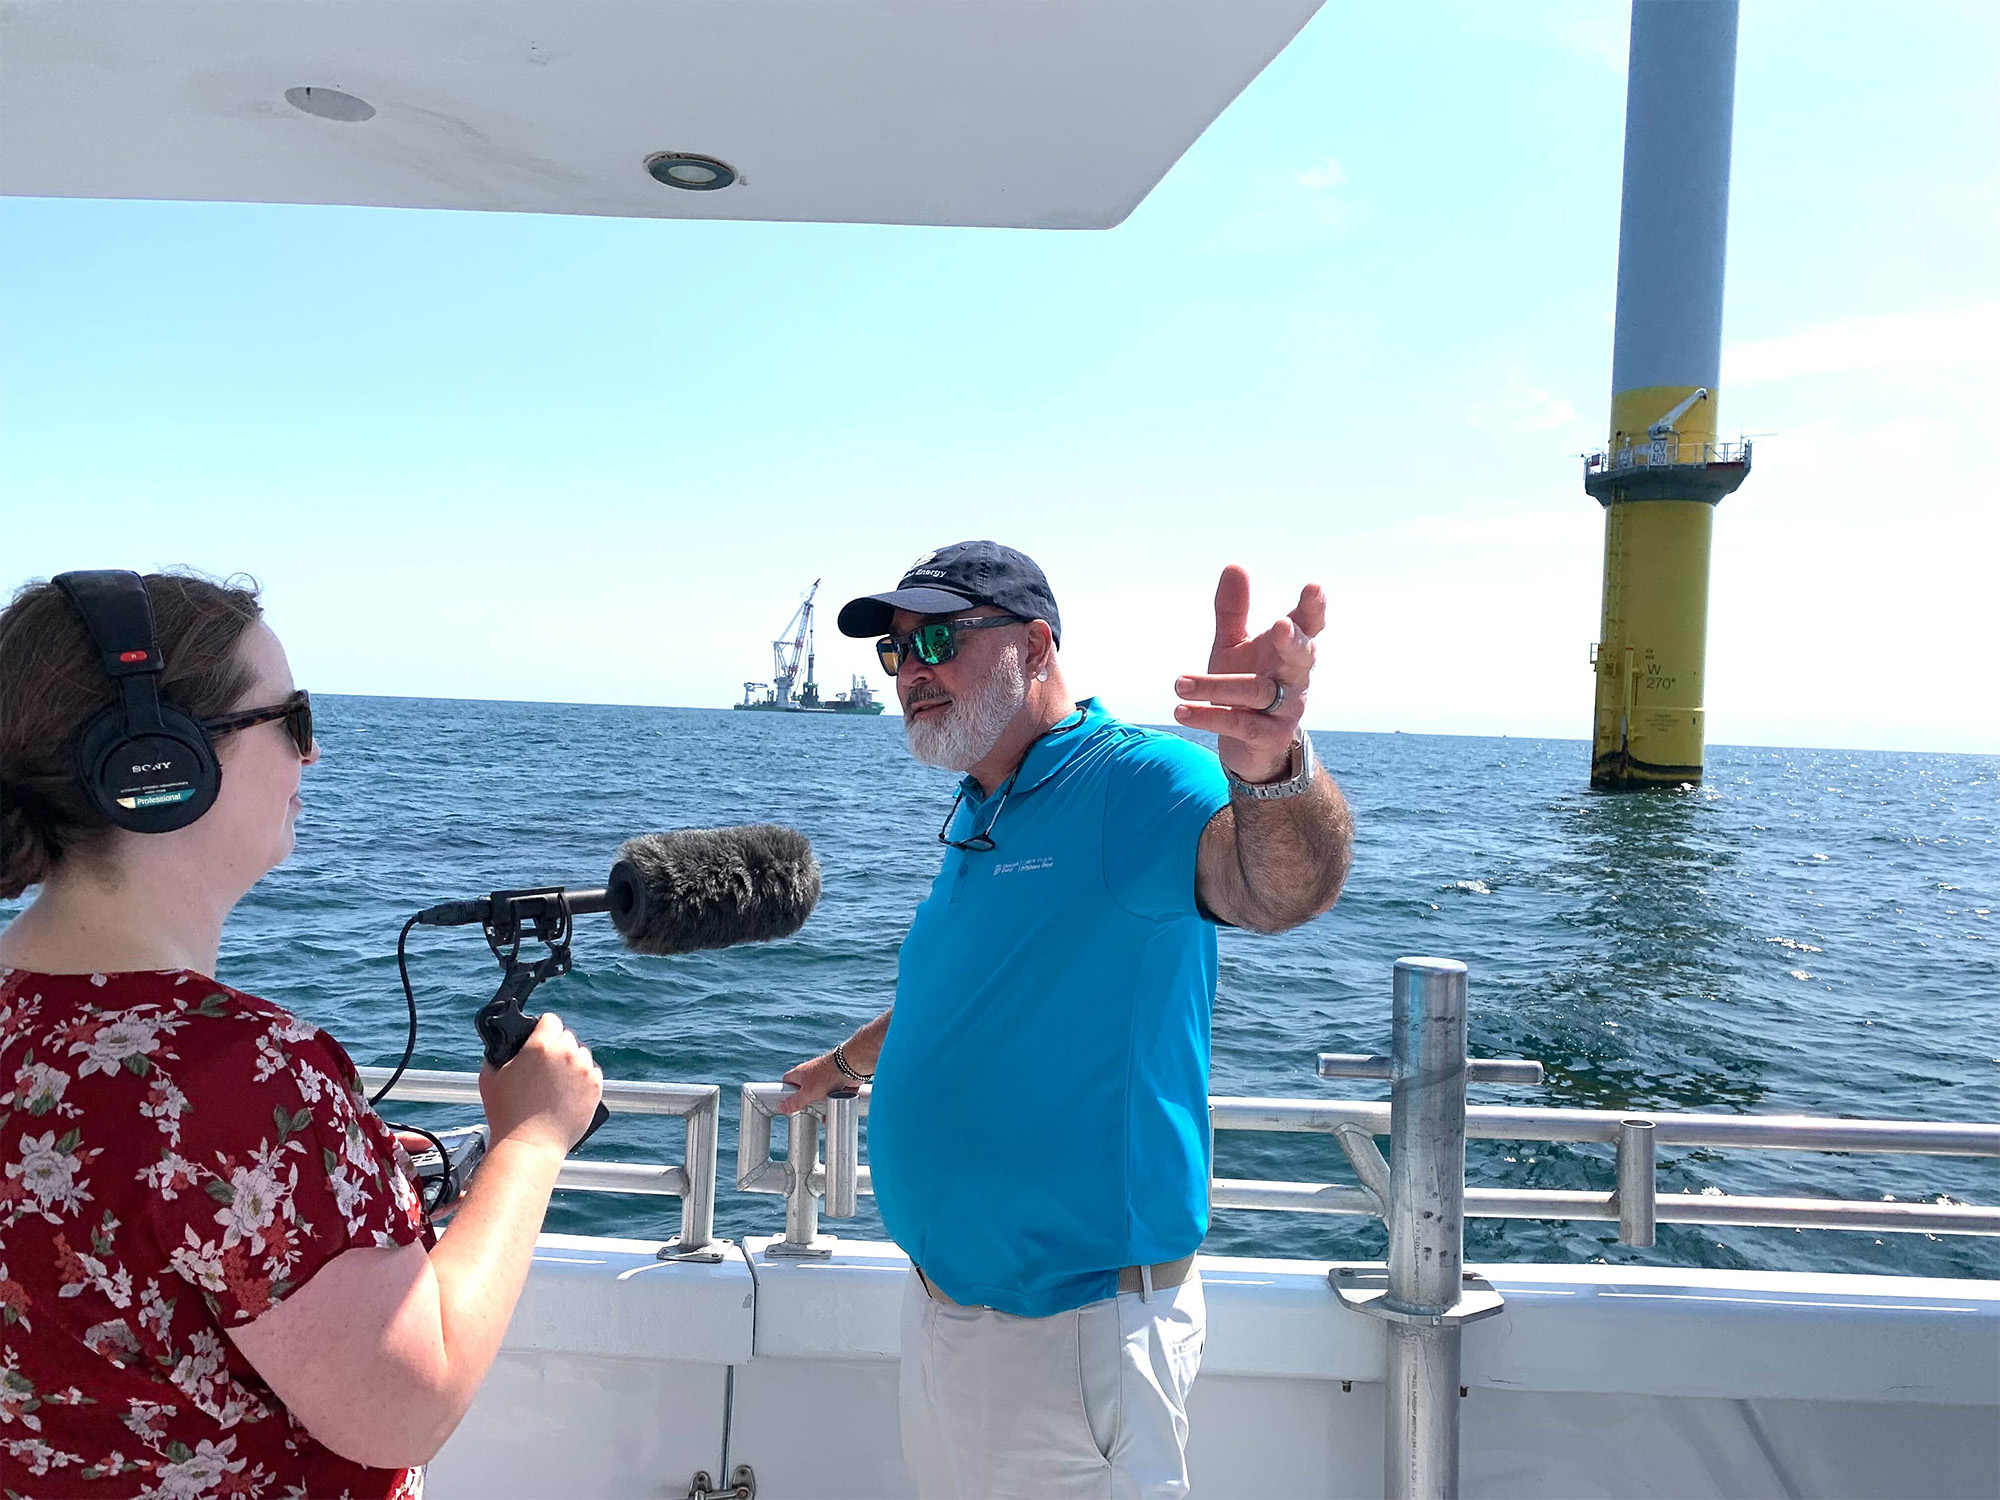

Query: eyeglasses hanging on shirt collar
[[935, 706, 1090, 854], [938, 776, 1015, 852]]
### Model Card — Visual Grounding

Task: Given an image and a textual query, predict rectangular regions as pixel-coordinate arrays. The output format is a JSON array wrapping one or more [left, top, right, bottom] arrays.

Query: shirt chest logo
[[989, 856, 1056, 875]]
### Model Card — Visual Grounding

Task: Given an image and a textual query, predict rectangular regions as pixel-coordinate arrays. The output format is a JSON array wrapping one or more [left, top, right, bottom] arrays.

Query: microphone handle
[[416, 897, 490, 927], [474, 968, 610, 1148]]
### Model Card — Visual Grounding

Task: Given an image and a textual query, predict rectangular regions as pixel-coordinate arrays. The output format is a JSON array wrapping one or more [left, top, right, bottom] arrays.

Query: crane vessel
[[736, 580, 885, 714]]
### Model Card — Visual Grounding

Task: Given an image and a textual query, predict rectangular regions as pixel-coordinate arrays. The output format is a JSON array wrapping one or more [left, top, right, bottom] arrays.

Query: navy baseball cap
[[836, 541, 1062, 645]]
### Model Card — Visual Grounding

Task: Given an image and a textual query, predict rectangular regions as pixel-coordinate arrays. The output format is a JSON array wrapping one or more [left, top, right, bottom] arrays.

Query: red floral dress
[[0, 968, 427, 1499]]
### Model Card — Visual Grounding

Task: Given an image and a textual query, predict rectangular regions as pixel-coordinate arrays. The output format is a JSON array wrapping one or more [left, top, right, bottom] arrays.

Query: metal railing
[[1584, 437, 1751, 475], [373, 962, 1999, 1500], [358, 1066, 721, 1251], [737, 1073, 2000, 1254], [731, 959, 1998, 1497], [364, 1019, 2000, 1260], [1212, 1092, 2000, 1240], [368, 1045, 1999, 1262], [738, 1081, 866, 1255]]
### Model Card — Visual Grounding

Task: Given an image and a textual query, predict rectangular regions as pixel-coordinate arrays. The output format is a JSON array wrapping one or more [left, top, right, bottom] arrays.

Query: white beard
[[904, 647, 1027, 771]]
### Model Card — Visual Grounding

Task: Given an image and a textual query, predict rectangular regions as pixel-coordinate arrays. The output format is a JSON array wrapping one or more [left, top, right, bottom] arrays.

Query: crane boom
[[1647, 387, 1709, 440], [769, 579, 822, 708]]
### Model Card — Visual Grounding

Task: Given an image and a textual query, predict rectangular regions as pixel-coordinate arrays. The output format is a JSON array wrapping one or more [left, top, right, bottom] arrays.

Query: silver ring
[[1266, 680, 1287, 713]]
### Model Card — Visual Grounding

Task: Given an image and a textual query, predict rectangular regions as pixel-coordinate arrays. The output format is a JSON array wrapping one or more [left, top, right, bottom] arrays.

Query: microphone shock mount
[[474, 888, 610, 1147]]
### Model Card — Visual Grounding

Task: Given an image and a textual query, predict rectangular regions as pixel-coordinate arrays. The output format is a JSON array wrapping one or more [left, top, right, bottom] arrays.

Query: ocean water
[[9, 695, 1996, 1277]]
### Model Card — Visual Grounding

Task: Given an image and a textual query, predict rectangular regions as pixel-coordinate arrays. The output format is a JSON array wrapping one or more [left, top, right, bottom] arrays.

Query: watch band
[[1224, 729, 1317, 801]]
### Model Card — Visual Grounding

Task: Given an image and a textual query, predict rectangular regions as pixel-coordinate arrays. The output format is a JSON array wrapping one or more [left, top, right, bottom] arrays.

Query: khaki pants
[[898, 1267, 1206, 1499]]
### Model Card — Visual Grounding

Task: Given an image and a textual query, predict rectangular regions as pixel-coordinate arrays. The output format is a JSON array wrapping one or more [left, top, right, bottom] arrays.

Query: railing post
[[735, 1084, 845, 1256], [679, 1088, 719, 1251], [1327, 960, 1507, 1500], [1616, 1118, 1657, 1247], [823, 1089, 860, 1219], [1383, 957, 1470, 1500], [783, 1107, 821, 1248]]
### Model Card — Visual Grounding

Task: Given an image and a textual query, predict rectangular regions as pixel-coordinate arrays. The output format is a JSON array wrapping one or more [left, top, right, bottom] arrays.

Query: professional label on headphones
[[107, 736, 201, 813], [118, 788, 198, 810]]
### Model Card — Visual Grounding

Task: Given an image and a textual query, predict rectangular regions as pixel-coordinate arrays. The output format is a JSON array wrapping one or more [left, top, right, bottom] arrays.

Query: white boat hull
[[428, 1233, 2000, 1499]]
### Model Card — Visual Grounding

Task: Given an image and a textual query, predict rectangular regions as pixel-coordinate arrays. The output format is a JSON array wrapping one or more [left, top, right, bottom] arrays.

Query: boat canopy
[[0, 0, 1321, 229]]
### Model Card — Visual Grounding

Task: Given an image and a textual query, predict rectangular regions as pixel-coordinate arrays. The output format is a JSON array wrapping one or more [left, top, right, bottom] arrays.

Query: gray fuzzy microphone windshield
[[606, 825, 821, 956]]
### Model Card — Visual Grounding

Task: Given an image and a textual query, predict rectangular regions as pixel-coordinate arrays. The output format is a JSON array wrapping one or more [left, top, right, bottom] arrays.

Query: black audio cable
[[371, 914, 454, 1223]]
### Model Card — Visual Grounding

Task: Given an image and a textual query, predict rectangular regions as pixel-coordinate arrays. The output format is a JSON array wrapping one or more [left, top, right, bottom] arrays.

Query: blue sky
[[4, 1, 1995, 753]]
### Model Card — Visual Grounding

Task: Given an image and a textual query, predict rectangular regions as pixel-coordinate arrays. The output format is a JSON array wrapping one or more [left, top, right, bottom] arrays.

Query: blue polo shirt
[[867, 699, 1231, 1317]]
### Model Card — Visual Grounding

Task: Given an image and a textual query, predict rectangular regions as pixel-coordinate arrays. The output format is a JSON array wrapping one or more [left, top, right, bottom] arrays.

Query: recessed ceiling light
[[645, 153, 738, 191], [285, 86, 375, 123]]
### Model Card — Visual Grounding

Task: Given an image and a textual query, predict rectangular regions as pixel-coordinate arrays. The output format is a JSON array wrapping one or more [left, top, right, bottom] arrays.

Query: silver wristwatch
[[1224, 730, 1317, 800]]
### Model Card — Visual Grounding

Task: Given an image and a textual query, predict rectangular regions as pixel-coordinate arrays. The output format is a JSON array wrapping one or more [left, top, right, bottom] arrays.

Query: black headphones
[[54, 570, 221, 833]]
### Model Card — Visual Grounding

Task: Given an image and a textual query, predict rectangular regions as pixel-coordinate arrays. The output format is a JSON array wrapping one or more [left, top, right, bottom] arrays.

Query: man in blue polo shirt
[[781, 541, 1352, 1499]]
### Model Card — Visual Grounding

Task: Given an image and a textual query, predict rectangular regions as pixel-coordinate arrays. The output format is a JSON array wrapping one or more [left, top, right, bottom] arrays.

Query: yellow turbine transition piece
[[1590, 384, 1725, 788]]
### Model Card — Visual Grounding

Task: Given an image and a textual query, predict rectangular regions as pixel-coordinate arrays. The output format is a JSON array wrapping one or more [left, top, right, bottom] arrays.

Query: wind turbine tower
[[1585, 0, 1752, 789]]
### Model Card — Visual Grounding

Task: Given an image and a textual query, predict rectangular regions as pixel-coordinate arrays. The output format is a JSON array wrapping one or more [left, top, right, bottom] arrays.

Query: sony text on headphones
[[53, 570, 222, 833]]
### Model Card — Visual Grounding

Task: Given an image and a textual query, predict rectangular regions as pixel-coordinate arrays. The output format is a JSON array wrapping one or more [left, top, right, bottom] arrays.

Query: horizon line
[[307, 691, 1997, 761]]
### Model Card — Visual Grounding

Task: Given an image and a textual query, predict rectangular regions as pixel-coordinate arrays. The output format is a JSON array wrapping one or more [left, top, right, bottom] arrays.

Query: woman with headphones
[[0, 571, 603, 1497]]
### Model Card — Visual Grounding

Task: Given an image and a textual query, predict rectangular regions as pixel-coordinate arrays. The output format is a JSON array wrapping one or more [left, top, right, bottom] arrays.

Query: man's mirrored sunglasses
[[875, 615, 1024, 676], [200, 689, 315, 759]]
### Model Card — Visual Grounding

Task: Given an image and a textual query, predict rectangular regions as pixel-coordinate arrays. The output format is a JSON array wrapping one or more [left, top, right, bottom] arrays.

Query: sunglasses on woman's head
[[875, 615, 1024, 676], [200, 689, 314, 758]]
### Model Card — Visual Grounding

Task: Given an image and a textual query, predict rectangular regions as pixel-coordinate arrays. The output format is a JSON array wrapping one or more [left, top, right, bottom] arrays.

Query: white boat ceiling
[[0, 0, 1322, 228]]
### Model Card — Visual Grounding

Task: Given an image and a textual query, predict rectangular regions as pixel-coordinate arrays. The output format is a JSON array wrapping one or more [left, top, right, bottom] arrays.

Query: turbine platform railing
[[1583, 436, 1752, 475], [1581, 436, 1753, 505]]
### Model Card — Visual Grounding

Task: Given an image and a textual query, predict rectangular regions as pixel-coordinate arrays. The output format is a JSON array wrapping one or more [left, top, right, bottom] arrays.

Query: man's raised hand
[[1173, 565, 1324, 784]]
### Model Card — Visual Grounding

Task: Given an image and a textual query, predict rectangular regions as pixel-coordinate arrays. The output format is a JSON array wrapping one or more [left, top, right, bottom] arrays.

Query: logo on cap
[[909, 550, 938, 568]]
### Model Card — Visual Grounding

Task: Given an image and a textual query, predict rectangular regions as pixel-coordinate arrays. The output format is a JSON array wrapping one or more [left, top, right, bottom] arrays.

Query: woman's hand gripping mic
[[479, 1012, 604, 1157]]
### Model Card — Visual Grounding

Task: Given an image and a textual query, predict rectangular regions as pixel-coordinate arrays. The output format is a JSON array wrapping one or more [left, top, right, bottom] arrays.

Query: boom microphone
[[610, 825, 821, 955], [414, 824, 822, 955], [394, 826, 819, 1162]]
